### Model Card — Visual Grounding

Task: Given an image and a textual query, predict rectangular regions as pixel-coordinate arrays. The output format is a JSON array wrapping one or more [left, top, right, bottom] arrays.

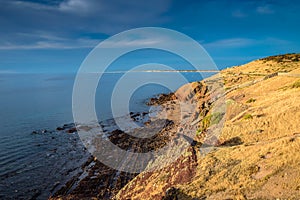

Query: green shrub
[[202, 114, 212, 130], [196, 129, 203, 136], [196, 112, 224, 135], [226, 99, 235, 105], [243, 113, 253, 120], [211, 112, 223, 125], [202, 113, 223, 129]]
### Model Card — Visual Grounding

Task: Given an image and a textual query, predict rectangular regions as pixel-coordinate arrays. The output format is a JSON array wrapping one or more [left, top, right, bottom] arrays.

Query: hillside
[[116, 53, 300, 200]]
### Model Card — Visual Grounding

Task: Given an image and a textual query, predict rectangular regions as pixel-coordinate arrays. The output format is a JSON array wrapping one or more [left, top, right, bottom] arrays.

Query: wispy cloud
[[0, 27, 188, 50], [0, 70, 17, 73], [10, 0, 100, 14], [204, 38, 256, 48], [0, 37, 100, 50], [256, 5, 274, 14], [203, 37, 290, 49], [58, 0, 99, 15], [232, 10, 248, 18], [100, 38, 162, 48], [16, 32, 67, 41], [0, 0, 172, 50], [6, 0, 171, 23], [0, 33, 166, 50]]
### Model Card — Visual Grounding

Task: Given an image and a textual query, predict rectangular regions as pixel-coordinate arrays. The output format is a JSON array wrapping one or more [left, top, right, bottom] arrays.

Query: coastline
[[116, 54, 300, 199], [49, 77, 219, 199], [47, 53, 300, 199]]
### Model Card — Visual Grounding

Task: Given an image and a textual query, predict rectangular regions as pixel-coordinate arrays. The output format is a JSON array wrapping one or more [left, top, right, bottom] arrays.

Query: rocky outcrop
[[116, 146, 198, 200], [114, 80, 224, 200], [52, 54, 300, 200], [50, 80, 216, 200]]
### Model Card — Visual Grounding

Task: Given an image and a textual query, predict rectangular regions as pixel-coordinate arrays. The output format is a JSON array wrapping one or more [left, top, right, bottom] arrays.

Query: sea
[[0, 72, 215, 199]]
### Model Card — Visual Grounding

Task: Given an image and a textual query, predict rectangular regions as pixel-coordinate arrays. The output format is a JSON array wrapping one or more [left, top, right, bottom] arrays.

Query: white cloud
[[256, 5, 274, 14], [2, 0, 171, 36], [0, 27, 187, 50], [98, 30, 174, 48], [100, 38, 162, 48], [16, 32, 67, 41], [0, 31, 166, 50], [203, 37, 290, 49], [204, 38, 256, 48], [58, 0, 98, 15], [0, 37, 100, 50]]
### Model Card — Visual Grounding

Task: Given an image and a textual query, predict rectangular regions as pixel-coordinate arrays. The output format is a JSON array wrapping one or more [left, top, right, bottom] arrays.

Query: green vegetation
[[226, 99, 235, 105], [196, 129, 202, 136], [197, 112, 224, 135], [211, 112, 224, 125], [246, 98, 256, 103], [243, 113, 253, 120]]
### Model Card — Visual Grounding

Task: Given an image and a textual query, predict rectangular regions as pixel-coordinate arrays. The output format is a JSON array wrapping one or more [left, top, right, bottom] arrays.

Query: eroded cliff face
[[50, 78, 221, 200], [115, 78, 227, 200], [52, 54, 300, 200], [116, 54, 300, 200]]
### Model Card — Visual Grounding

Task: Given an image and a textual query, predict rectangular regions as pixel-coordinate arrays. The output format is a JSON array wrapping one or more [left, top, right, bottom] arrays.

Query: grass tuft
[[291, 80, 300, 89], [243, 113, 253, 120]]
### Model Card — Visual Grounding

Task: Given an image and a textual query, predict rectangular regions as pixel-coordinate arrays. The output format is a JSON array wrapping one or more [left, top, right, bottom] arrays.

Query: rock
[[67, 128, 77, 133], [147, 93, 176, 105], [63, 123, 75, 128], [56, 127, 64, 131], [144, 121, 150, 126]]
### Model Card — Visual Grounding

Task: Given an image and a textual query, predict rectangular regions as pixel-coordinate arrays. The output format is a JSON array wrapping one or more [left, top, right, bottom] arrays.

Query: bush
[[196, 112, 224, 135], [243, 113, 253, 120], [196, 129, 203, 136]]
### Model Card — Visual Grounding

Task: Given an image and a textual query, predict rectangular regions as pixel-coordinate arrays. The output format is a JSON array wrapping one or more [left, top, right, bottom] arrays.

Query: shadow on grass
[[221, 136, 243, 147]]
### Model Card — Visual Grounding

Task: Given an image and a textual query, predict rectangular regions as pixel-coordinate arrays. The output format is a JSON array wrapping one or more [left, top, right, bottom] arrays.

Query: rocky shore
[[48, 77, 222, 200], [49, 116, 177, 199], [50, 54, 300, 199]]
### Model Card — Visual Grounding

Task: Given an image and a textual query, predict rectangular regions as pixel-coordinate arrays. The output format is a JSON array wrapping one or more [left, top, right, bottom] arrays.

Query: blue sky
[[0, 0, 300, 73]]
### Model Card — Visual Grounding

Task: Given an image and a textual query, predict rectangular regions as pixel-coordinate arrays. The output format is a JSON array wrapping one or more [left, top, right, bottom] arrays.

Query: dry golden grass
[[194, 55, 300, 199], [116, 54, 300, 200], [179, 135, 300, 199]]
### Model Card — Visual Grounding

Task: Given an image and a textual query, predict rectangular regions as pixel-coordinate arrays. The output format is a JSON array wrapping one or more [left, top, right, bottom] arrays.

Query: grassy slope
[[116, 53, 300, 200]]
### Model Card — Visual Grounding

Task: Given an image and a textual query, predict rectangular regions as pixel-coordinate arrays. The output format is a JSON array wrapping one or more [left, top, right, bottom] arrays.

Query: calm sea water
[[0, 72, 215, 199]]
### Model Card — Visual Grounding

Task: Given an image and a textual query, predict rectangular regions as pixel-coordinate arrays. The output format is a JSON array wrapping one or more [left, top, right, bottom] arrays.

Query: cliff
[[116, 53, 300, 200], [51, 53, 300, 200]]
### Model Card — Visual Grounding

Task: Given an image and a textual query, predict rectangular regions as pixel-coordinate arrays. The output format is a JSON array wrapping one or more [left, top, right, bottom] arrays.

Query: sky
[[0, 0, 300, 73]]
